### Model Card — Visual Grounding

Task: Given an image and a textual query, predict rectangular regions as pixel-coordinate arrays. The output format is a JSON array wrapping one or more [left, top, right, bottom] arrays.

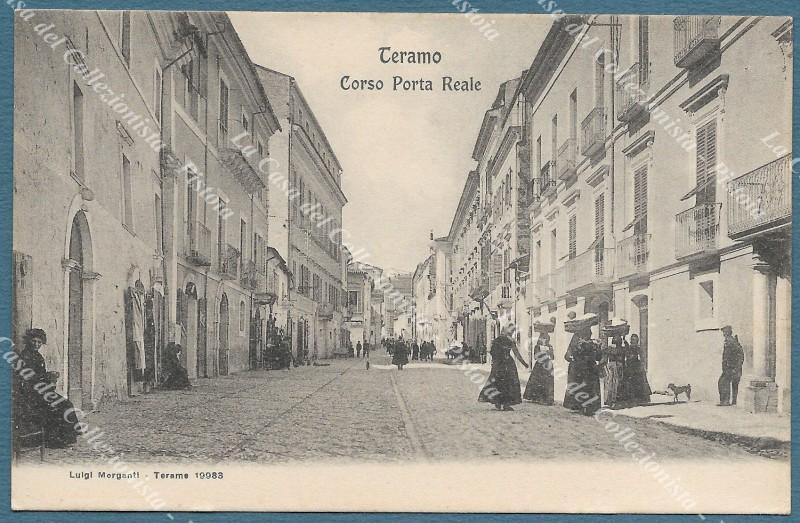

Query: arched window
[[239, 300, 247, 333]]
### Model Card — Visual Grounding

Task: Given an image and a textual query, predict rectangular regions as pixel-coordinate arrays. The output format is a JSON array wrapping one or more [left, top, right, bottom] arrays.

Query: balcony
[[728, 155, 792, 239], [240, 259, 258, 290], [581, 107, 606, 157], [183, 221, 213, 267], [564, 248, 615, 294], [218, 244, 240, 280], [617, 234, 651, 278], [319, 302, 335, 320], [219, 119, 266, 195], [616, 63, 649, 122], [557, 138, 577, 181], [675, 203, 722, 259], [674, 16, 721, 68], [535, 269, 563, 304], [468, 274, 491, 302], [540, 161, 555, 197]]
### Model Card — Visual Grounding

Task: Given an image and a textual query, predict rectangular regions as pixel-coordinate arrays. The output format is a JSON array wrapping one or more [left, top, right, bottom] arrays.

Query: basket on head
[[564, 313, 599, 333], [533, 320, 556, 334]]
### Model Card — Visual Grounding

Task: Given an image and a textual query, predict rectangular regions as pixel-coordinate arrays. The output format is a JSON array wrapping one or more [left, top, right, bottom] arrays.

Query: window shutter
[[696, 120, 717, 203], [595, 195, 605, 243], [634, 166, 648, 233], [568, 215, 577, 260]]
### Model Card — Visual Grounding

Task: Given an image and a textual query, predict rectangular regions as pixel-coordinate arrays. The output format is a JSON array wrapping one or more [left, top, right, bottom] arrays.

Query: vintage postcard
[[9, 7, 792, 514]]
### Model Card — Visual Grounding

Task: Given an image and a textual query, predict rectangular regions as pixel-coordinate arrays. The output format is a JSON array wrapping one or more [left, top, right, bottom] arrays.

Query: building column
[[743, 254, 777, 413], [775, 272, 791, 414]]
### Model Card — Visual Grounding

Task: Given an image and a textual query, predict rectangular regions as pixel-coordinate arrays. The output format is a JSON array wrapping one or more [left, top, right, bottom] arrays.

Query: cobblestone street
[[29, 356, 784, 465]]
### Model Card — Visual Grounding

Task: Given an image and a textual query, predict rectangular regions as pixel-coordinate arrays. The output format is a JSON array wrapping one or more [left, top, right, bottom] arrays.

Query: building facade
[[521, 14, 791, 413], [412, 239, 454, 352], [427, 15, 791, 414], [257, 66, 348, 361]]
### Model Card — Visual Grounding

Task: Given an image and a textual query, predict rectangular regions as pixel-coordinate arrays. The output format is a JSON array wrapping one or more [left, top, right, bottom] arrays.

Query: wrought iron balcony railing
[[240, 259, 258, 290], [564, 248, 615, 292], [581, 107, 606, 157], [184, 220, 213, 267], [557, 138, 577, 180], [616, 62, 649, 122], [727, 154, 792, 239], [616, 234, 651, 278], [218, 244, 240, 280], [675, 203, 722, 259], [674, 16, 721, 68]]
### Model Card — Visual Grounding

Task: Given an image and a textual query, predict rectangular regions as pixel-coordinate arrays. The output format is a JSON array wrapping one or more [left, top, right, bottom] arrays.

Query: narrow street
[[31, 357, 783, 465]]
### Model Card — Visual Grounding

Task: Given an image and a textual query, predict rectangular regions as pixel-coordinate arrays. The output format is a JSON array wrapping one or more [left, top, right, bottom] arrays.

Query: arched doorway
[[183, 282, 198, 379], [219, 294, 230, 376], [66, 211, 93, 409]]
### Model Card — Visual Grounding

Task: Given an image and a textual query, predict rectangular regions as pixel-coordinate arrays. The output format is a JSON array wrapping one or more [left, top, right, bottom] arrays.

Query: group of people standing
[[478, 323, 652, 414], [383, 338, 436, 369]]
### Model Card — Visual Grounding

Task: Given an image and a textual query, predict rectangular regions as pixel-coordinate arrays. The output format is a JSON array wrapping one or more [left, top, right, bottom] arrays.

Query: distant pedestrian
[[718, 326, 744, 406], [478, 323, 528, 411], [356, 341, 362, 359], [392, 341, 409, 370], [411, 341, 420, 361], [523, 332, 554, 405]]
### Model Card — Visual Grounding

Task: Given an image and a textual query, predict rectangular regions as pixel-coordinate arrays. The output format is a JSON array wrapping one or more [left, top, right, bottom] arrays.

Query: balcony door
[[219, 294, 230, 376]]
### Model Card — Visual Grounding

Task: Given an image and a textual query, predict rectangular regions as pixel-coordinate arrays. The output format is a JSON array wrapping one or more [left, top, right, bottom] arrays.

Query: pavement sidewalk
[[611, 400, 790, 446]]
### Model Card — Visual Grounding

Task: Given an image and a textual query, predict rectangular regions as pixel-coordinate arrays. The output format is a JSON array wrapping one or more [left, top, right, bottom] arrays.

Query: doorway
[[67, 211, 92, 409], [219, 294, 230, 376], [632, 295, 649, 370]]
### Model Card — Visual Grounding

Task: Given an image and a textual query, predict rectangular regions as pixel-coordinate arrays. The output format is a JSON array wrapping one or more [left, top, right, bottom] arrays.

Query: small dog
[[667, 383, 692, 403]]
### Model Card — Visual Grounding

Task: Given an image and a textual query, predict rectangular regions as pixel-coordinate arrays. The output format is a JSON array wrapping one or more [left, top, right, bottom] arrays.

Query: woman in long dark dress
[[563, 327, 591, 410], [392, 340, 409, 370], [523, 333, 554, 405], [479, 325, 528, 411], [161, 342, 191, 389], [574, 339, 603, 415], [620, 334, 652, 406], [13, 328, 83, 448]]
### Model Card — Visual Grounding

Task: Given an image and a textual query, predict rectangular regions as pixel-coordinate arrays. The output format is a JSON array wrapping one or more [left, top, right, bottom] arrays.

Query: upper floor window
[[120, 11, 131, 65], [153, 67, 162, 124], [219, 79, 229, 143], [72, 82, 85, 182], [121, 154, 134, 231], [638, 16, 650, 85]]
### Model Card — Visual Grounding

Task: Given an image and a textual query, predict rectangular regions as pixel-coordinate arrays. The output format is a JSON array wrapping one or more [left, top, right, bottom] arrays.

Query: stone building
[[412, 238, 453, 352], [521, 15, 791, 412], [257, 66, 348, 360], [12, 10, 283, 408]]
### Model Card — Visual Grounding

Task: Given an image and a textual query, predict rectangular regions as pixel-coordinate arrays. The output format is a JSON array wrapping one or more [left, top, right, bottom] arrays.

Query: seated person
[[161, 342, 191, 390], [13, 328, 83, 448]]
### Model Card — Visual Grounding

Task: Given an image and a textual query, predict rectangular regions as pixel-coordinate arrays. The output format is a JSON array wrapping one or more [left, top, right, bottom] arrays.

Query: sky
[[230, 12, 550, 273]]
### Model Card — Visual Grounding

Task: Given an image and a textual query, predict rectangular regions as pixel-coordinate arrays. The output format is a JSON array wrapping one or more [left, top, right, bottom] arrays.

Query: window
[[570, 89, 578, 141], [154, 193, 163, 253], [349, 290, 361, 312], [258, 141, 264, 159], [240, 219, 247, 262], [595, 194, 605, 248], [242, 112, 249, 133], [595, 53, 605, 107], [72, 82, 85, 181], [568, 215, 577, 260], [535, 135, 542, 182], [181, 59, 199, 120], [239, 300, 247, 333], [638, 16, 650, 86], [153, 67, 162, 123], [550, 229, 557, 271], [219, 79, 229, 144], [120, 11, 131, 65], [695, 278, 718, 331], [695, 119, 718, 203], [633, 165, 648, 234], [551, 115, 558, 169], [121, 154, 134, 231]]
